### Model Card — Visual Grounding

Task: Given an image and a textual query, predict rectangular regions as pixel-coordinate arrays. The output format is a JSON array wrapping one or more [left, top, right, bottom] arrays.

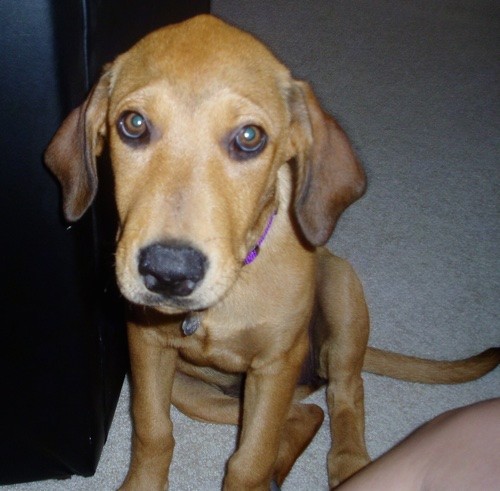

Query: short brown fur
[[45, 15, 499, 490]]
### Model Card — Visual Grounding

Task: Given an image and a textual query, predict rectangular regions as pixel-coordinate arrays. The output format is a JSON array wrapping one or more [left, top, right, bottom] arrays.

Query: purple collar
[[244, 212, 276, 265]]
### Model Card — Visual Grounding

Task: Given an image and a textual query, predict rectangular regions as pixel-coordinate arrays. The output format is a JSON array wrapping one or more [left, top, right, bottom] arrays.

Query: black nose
[[138, 243, 207, 297]]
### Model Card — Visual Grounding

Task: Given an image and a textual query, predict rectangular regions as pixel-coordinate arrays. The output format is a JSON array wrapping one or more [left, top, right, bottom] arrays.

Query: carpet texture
[[7, 1, 499, 489]]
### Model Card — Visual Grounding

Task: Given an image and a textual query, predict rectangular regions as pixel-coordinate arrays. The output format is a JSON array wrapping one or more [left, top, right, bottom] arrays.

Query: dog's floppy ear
[[288, 81, 366, 246], [45, 68, 111, 221]]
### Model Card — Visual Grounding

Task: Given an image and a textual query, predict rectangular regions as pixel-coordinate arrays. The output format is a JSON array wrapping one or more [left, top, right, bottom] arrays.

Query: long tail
[[363, 346, 500, 384]]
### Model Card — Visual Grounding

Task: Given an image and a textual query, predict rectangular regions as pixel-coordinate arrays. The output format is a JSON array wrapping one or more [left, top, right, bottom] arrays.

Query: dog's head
[[45, 15, 365, 314]]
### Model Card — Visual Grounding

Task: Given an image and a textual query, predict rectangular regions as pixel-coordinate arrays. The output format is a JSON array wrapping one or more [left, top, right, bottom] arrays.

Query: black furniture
[[0, 0, 209, 484]]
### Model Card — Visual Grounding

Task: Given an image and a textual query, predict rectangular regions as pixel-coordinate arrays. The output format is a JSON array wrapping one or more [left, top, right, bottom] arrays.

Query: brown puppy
[[45, 15, 500, 490]]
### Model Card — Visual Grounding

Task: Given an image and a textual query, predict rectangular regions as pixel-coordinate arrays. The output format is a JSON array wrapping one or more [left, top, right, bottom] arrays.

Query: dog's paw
[[327, 449, 370, 488]]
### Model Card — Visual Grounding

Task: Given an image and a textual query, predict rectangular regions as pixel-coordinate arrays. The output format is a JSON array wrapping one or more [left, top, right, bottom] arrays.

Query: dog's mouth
[[134, 293, 204, 315], [117, 277, 224, 315]]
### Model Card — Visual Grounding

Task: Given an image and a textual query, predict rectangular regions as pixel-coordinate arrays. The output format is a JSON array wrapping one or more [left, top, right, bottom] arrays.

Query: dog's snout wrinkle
[[138, 243, 207, 297]]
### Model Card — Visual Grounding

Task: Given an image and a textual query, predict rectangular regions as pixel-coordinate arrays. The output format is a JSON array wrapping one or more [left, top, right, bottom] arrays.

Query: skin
[[338, 398, 500, 491]]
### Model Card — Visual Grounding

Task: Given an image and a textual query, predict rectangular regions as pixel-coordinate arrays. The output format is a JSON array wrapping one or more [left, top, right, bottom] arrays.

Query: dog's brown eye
[[231, 125, 267, 159], [118, 111, 149, 142]]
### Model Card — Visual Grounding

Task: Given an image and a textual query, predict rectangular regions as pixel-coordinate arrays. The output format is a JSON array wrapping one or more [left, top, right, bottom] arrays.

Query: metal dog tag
[[181, 315, 200, 336]]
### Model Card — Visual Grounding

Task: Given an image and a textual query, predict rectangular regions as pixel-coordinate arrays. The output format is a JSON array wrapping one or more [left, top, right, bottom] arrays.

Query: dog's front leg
[[224, 342, 306, 491], [120, 321, 178, 491], [317, 254, 371, 488]]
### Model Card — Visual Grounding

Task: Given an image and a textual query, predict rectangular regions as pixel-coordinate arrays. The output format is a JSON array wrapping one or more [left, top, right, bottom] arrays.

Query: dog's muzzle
[[138, 242, 207, 298]]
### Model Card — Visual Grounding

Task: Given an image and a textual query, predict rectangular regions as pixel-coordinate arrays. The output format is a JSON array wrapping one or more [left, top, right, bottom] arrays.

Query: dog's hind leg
[[273, 402, 324, 486], [171, 371, 241, 424], [316, 251, 371, 488]]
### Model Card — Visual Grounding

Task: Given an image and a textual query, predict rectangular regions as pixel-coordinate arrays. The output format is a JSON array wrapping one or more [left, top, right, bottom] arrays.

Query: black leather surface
[[0, 0, 209, 484]]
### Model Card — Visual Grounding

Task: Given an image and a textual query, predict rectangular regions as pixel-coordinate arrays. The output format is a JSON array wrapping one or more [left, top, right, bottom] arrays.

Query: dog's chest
[[174, 249, 315, 373], [175, 307, 273, 373]]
